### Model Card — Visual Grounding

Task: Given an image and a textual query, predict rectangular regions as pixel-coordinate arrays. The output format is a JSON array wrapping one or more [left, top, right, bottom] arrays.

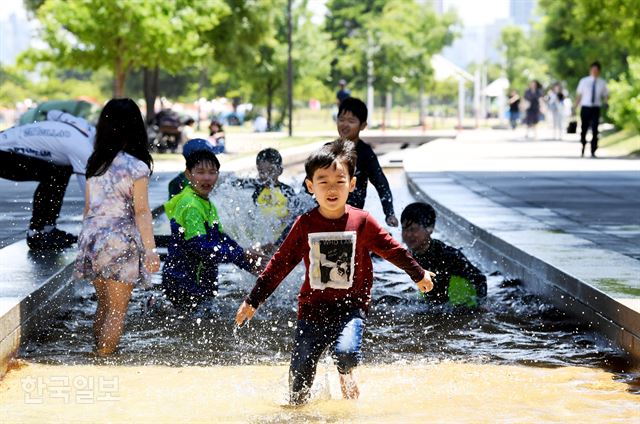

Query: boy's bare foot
[[95, 346, 116, 357], [339, 372, 360, 400]]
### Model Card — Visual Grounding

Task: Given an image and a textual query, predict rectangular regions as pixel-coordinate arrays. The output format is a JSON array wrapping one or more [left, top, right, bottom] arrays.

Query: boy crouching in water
[[401, 202, 487, 308], [235, 139, 435, 405]]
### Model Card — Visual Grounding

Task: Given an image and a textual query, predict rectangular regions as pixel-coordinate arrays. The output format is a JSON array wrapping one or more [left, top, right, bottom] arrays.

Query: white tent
[[483, 77, 510, 97]]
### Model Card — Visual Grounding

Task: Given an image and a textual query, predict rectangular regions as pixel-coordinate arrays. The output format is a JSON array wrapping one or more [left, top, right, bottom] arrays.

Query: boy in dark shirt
[[337, 97, 399, 227], [235, 139, 435, 405], [251, 148, 297, 225], [401, 202, 487, 308]]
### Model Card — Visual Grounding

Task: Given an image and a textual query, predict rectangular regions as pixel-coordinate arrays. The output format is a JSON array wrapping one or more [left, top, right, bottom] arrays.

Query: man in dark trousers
[[575, 61, 609, 158], [0, 111, 95, 250]]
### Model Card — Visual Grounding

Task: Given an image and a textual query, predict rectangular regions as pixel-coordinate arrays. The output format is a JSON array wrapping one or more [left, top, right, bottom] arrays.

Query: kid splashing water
[[74, 98, 160, 356], [236, 139, 435, 405]]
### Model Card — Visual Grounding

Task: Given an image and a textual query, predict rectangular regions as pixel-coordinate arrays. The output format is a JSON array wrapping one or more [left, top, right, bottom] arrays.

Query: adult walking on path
[[546, 83, 566, 140], [0, 110, 95, 250], [336, 79, 351, 106], [575, 61, 609, 158], [524, 80, 543, 139], [508, 89, 521, 130]]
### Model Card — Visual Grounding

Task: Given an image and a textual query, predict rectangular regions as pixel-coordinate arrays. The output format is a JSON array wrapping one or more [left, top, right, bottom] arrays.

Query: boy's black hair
[[305, 138, 357, 180], [590, 61, 602, 70], [186, 149, 220, 171], [401, 202, 437, 229], [338, 97, 367, 124], [256, 148, 283, 166], [86, 98, 153, 178]]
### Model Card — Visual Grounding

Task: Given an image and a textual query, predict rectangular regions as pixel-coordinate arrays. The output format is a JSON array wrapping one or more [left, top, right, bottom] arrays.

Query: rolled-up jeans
[[289, 311, 364, 404]]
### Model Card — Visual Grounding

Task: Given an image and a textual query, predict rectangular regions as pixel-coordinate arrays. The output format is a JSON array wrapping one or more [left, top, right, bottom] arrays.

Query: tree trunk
[[418, 83, 425, 128], [266, 80, 273, 131], [113, 46, 127, 97], [143, 66, 159, 124]]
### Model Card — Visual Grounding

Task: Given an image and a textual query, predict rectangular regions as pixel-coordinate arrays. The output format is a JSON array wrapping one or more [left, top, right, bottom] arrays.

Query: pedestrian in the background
[[336, 79, 351, 106], [74, 98, 160, 356], [208, 119, 225, 154], [546, 82, 566, 140], [508, 89, 521, 130], [524, 80, 543, 139], [575, 61, 609, 158], [181, 117, 196, 145], [0, 110, 95, 250]]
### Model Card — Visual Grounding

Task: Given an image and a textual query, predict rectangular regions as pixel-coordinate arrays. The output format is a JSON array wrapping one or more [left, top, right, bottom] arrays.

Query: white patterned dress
[[74, 152, 151, 286]]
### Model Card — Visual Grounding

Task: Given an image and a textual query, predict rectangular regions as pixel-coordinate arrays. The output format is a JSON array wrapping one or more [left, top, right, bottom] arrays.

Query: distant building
[[440, 0, 539, 69], [0, 12, 33, 65], [510, 0, 537, 27]]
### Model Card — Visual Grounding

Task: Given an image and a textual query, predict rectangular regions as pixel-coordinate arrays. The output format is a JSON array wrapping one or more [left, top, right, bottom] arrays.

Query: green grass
[[594, 278, 640, 297], [599, 128, 640, 157]]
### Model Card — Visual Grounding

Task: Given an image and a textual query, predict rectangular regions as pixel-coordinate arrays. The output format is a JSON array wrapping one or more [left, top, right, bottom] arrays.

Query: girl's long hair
[[86, 98, 153, 178]]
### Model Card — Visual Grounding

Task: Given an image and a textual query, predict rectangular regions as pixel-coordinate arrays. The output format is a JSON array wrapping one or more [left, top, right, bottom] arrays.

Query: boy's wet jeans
[[289, 311, 364, 405]]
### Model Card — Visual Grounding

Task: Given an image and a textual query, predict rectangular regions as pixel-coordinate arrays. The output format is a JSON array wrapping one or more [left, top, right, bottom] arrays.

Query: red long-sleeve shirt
[[246, 206, 425, 321]]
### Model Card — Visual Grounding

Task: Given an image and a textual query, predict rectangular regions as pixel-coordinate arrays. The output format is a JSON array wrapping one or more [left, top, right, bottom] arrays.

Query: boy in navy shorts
[[235, 139, 435, 405]]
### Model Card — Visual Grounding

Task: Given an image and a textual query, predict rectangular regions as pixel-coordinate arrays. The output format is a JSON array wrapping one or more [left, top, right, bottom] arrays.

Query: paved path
[[405, 128, 640, 260]]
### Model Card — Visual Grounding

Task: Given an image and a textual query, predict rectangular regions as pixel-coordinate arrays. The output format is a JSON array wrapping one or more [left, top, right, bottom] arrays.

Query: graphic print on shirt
[[308, 231, 356, 290], [255, 186, 289, 219]]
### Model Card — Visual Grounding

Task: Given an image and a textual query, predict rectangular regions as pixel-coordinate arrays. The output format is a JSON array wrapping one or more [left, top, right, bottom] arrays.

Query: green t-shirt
[[164, 185, 222, 240]]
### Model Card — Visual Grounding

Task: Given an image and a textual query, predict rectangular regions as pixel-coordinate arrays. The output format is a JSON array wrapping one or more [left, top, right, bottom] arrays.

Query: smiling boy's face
[[337, 110, 366, 141], [305, 160, 356, 219], [186, 160, 219, 198], [257, 160, 282, 184], [401, 221, 433, 255]]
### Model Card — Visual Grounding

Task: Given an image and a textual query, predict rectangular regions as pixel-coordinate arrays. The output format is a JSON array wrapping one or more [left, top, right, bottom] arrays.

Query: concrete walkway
[[403, 128, 640, 359]]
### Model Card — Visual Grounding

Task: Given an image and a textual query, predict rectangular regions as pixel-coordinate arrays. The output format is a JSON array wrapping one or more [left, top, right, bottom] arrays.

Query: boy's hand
[[144, 251, 161, 273], [385, 215, 399, 227], [416, 271, 436, 293], [245, 248, 269, 274], [235, 301, 257, 326]]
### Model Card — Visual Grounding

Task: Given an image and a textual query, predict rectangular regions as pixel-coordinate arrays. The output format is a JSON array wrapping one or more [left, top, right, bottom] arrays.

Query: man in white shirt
[[0, 110, 95, 250], [575, 61, 609, 157]]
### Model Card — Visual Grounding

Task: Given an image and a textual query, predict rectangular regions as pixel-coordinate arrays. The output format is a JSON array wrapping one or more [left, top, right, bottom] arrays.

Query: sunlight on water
[[1, 362, 637, 422]]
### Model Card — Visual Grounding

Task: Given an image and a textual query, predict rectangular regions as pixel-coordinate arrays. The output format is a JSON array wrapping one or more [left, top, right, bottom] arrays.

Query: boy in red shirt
[[235, 139, 434, 405]]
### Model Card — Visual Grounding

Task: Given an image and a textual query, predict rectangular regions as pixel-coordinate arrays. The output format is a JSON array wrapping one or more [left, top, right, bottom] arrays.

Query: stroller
[[148, 109, 183, 153]]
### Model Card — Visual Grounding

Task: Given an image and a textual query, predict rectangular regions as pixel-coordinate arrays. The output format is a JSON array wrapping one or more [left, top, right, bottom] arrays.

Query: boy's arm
[[244, 217, 306, 308], [450, 249, 487, 298], [364, 147, 397, 225], [236, 218, 306, 326], [365, 214, 431, 286], [179, 210, 254, 270]]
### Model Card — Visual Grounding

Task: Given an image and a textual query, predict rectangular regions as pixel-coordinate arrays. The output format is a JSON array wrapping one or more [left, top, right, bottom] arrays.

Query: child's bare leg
[[333, 315, 364, 400], [92, 278, 108, 345], [339, 371, 360, 399], [95, 279, 134, 356]]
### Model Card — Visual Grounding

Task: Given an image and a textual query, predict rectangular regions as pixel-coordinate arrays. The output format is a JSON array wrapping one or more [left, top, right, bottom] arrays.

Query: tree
[[608, 57, 640, 133], [539, 0, 632, 90], [496, 25, 549, 93], [333, 0, 457, 126], [21, 0, 228, 98], [325, 0, 387, 90], [222, 0, 333, 130]]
